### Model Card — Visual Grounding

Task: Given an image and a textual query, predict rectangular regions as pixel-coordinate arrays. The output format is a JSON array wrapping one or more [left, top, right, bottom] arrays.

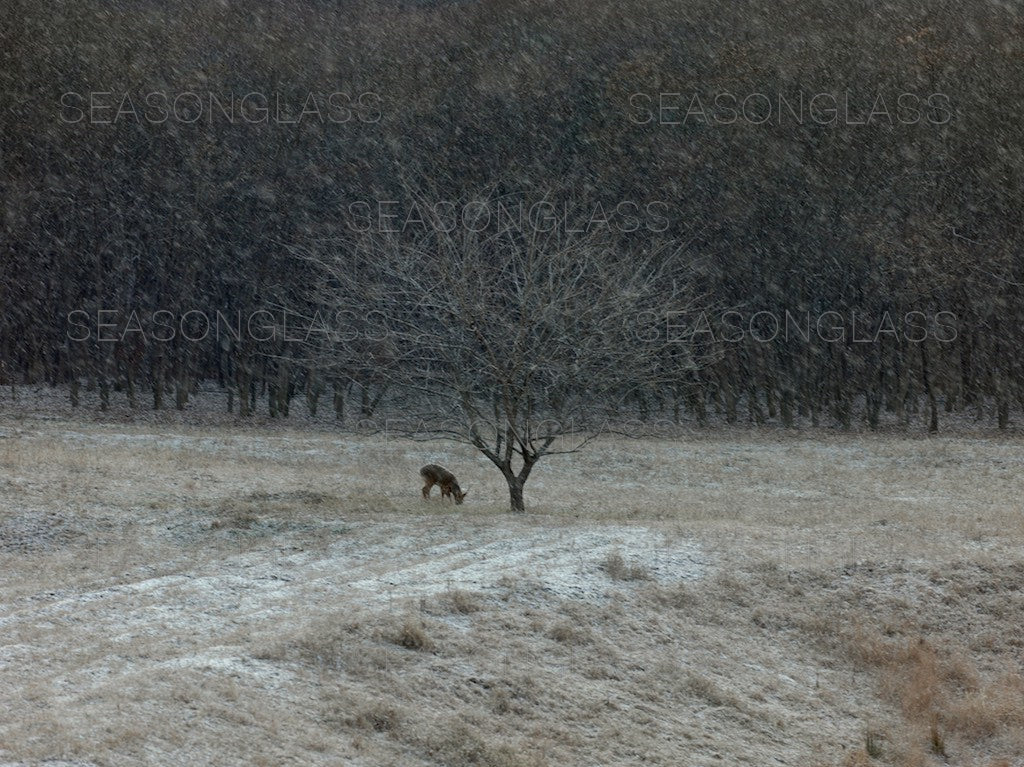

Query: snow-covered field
[[1, 414, 1022, 766]]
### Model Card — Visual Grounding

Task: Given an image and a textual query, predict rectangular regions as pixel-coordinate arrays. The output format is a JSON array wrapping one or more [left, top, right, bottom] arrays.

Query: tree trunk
[[747, 384, 765, 425], [507, 477, 525, 512], [333, 379, 346, 421], [175, 374, 187, 410], [237, 365, 250, 417], [921, 342, 938, 434], [153, 355, 164, 410], [723, 379, 737, 424], [124, 366, 136, 409], [174, 354, 188, 411], [780, 386, 794, 427], [306, 368, 320, 416], [98, 354, 110, 412], [277, 365, 290, 417], [495, 456, 535, 513]]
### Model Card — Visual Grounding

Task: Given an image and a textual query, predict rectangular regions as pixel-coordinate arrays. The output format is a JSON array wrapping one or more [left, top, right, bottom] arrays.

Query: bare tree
[[304, 192, 706, 511]]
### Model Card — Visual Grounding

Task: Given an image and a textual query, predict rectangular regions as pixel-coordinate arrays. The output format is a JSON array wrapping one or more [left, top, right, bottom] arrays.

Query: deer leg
[[422, 480, 434, 499]]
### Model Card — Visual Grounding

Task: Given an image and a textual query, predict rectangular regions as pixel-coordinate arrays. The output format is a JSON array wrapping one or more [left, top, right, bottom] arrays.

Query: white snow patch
[[343, 525, 706, 604]]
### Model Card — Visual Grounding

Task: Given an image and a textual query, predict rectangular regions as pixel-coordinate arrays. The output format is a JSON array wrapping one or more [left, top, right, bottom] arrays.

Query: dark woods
[[2, 0, 1022, 431]]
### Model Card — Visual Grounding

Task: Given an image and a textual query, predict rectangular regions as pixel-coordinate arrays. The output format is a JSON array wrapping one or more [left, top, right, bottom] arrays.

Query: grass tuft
[[389, 618, 434, 651], [600, 550, 650, 581]]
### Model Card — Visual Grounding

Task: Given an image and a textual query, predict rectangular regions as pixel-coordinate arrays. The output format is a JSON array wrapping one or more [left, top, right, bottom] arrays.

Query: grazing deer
[[420, 464, 468, 504]]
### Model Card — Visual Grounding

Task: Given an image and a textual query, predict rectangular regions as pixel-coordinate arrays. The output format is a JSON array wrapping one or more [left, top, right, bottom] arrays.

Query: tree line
[[2, 0, 1023, 433]]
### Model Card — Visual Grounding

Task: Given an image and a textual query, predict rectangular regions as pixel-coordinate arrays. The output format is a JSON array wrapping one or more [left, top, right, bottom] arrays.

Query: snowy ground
[[0, 412, 1022, 766]]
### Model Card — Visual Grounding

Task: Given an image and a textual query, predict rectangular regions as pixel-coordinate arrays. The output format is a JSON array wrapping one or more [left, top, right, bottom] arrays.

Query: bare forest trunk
[[333, 380, 346, 421], [920, 342, 939, 433]]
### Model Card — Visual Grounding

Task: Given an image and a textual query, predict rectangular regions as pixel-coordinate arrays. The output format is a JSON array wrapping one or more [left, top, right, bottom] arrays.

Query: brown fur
[[420, 464, 468, 504]]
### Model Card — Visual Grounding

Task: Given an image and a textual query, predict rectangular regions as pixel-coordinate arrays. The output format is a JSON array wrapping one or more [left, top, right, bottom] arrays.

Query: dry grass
[[838, 630, 1024, 761], [387, 618, 435, 651], [599, 550, 650, 581], [443, 588, 484, 614], [0, 415, 1022, 765]]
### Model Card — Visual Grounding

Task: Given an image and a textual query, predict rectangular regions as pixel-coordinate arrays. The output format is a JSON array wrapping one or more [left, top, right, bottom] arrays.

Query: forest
[[2, 0, 1022, 432]]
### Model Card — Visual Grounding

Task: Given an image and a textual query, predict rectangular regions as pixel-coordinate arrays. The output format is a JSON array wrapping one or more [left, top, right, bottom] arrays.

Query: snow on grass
[[2, 416, 1024, 766], [343, 526, 705, 604]]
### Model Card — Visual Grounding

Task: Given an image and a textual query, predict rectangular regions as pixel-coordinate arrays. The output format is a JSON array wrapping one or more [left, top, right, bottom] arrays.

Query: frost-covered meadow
[[2, 401, 1022, 766]]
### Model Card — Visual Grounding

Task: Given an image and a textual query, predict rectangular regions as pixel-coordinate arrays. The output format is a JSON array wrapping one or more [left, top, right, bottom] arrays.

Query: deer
[[420, 464, 468, 504]]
